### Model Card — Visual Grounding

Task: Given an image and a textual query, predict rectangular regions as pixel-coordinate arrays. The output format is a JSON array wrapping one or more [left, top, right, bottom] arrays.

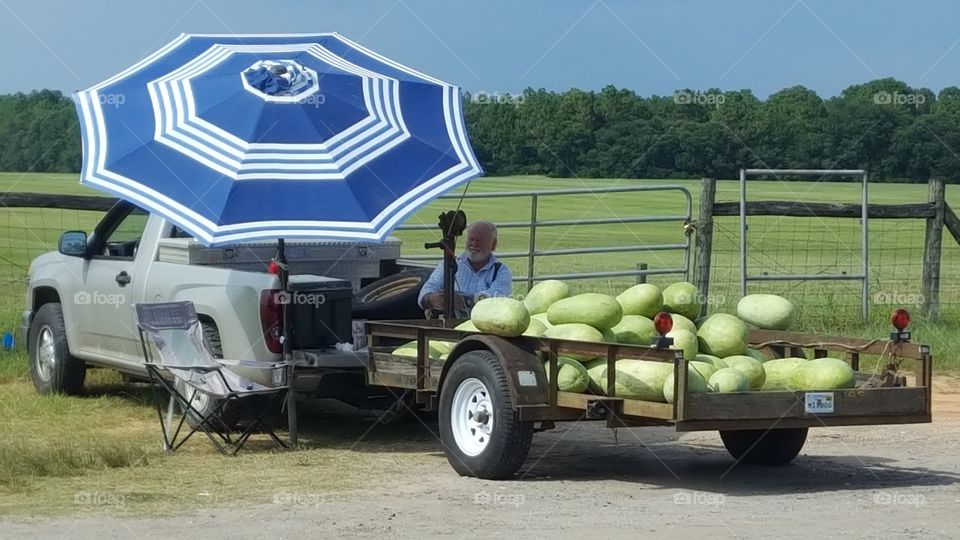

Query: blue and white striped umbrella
[[74, 33, 483, 245]]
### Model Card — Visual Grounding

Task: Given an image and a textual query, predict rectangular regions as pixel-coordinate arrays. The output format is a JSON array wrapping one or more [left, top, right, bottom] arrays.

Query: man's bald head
[[465, 220, 498, 265]]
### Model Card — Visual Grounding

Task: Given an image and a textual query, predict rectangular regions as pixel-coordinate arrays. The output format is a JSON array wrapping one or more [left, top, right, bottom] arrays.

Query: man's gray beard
[[467, 251, 489, 263]]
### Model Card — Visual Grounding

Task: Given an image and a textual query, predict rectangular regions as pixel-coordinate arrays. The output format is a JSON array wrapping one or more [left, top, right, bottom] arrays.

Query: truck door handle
[[115, 271, 131, 286]]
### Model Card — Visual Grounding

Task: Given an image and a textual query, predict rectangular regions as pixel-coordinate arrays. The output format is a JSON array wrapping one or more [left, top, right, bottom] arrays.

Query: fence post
[[922, 178, 945, 319], [636, 262, 648, 284], [693, 178, 716, 317]]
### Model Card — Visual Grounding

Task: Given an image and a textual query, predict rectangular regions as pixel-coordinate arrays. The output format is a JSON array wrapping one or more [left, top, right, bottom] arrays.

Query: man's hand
[[426, 293, 466, 312]]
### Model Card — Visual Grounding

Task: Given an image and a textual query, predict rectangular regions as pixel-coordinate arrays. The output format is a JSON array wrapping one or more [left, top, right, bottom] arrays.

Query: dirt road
[[6, 378, 960, 539]]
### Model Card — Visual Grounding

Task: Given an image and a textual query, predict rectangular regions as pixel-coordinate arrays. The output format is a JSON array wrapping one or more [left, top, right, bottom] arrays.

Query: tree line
[[2, 78, 960, 181]]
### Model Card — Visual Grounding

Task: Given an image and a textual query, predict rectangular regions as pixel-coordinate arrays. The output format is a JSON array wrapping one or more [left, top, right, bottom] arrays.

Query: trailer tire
[[439, 350, 533, 479], [351, 269, 432, 320], [719, 427, 808, 465]]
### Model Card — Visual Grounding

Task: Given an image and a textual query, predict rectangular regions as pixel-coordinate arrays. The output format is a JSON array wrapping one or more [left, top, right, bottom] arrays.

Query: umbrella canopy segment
[[75, 33, 483, 245]]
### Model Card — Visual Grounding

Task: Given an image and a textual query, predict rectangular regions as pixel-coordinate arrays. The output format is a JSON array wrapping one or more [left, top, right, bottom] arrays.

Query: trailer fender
[[439, 335, 549, 408]]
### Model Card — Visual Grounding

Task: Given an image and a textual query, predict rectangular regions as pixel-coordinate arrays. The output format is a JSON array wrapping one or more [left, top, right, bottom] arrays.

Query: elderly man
[[418, 220, 512, 317]]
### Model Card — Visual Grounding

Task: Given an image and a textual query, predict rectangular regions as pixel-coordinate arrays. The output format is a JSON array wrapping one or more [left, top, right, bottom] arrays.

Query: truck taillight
[[260, 289, 284, 354]]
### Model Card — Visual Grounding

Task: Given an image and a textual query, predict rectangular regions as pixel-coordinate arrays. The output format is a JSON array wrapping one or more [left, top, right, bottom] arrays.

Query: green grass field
[[0, 172, 957, 514]]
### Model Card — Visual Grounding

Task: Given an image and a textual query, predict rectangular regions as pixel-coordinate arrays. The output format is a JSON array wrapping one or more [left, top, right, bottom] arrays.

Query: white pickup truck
[[22, 199, 431, 414]]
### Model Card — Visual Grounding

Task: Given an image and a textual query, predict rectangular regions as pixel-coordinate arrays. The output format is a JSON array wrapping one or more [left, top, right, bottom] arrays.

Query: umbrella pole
[[277, 238, 298, 448]]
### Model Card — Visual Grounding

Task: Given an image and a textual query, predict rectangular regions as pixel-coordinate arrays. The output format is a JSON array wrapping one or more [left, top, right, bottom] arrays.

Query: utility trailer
[[364, 319, 932, 479]]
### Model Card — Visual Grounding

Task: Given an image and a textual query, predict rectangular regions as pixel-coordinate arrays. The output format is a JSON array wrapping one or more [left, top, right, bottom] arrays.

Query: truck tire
[[28, 303, 86, 395], [177, 321, 241, 431], [351, 269, 432, 320], [719, 428, 808, 465], [439, 350, 533, 479]]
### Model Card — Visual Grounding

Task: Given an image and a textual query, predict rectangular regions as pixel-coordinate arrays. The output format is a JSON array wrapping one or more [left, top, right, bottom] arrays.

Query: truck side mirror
[[58, 231, 88, 257]]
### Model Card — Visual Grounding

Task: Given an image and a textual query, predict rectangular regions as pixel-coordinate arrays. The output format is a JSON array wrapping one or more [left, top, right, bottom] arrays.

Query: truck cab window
[[100, 207, 148, 258]]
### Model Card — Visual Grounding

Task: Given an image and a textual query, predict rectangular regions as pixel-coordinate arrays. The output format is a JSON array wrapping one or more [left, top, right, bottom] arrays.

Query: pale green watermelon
[[723, 355, 766, 390], [544, 356, 589, 393], [791, 357, 855, 391], [661, 282, 702, 320], [545, 323, 605, 362], [737, 294, 794, 330], [762, 357, 808, 390], [610, 315, 656, 345], [663, 367, 709, 404], [616, 283, 663, 318], [547, 293, 623, 330], [665, 329, 698, 361], [524, 280, 570, 314], [524, 317, 547, 337], [708, 368, 751, 393], [697, 313, 748, 358], [471, 297, 530, 337]]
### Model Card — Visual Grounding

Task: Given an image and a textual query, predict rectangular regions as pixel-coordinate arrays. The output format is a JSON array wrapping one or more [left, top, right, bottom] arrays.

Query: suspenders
[[486, 262, 502, 288]]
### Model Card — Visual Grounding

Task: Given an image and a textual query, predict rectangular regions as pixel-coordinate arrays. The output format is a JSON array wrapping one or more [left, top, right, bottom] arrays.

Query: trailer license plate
[[804, 392, 835, 414]]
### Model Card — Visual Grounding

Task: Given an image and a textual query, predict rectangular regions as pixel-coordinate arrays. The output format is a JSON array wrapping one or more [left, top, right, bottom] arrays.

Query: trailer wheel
[[719, 428, 808, 465], [439, 350, 533, 479]]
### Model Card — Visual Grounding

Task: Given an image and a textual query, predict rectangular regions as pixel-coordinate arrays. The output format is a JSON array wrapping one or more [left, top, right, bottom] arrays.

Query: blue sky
[[1, 0, 958, 98]]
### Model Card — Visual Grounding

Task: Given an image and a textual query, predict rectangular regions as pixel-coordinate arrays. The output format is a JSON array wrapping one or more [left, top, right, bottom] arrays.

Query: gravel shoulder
[[5, 377, 960, 539]]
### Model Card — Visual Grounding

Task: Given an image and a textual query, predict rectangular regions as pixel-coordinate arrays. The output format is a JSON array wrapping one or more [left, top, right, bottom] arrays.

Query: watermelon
[[545, 323, 605, 361], [744, 348, 768, 363], [697, 313, 748, 358], [669, 313, 698, 335], [455, 320, 479, 332], [524, 318, 547, 337], [723, 355, 766, 390], [431, 341, 455, 356], [663, 367, 709, 404], [708, 368, 751, 393], [791, 357, 855, 391], [471, 297, 530, 337], [661, 282, 702, 320], [609, 359, 673, 402], [762, 358, 808, 390], [392, 341, 445, 359], [524, 280, 570, 314], [547, 293, 623, 330], [737, 294, 794, 330], [584, 358, 608, 395], [696, 354, 725, 369], [531, 312, 553, 329], [544, 356, 589, 393], [610, 315, 656, 345], [665, 329, 698, 361], [616, 283, 663, 318], [689, 360, 718, 382]]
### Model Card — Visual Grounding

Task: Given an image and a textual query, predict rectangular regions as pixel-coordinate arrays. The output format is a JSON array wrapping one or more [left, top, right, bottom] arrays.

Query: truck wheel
[[439, 350, 533, 479], [178, 322, 241, 431], [28, 303, 86, 395], [719, 428, 808, 465], [351, 269, 432, 320]]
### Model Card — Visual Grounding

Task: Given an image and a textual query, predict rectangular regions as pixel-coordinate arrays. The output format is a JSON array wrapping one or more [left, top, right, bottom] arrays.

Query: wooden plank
[[943, 203, 960, 246], [621, 399, 675, 420], [518, 405, 593, 422], [922, 178, 945, 318], [681, 387, 928, 421], [0, 192, 116, 211], [712, 201, 935, 219], [693, 178, 716, 318], [748, 329, 928, 359], [675, 414, 931, 432]]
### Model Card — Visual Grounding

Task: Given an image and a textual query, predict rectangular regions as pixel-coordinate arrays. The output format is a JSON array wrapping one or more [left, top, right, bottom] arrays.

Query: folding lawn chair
[[133, 301, 290, 455]]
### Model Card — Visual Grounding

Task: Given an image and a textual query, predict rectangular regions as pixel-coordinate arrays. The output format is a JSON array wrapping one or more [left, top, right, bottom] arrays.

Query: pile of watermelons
[[392, 280, 856, 402]]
